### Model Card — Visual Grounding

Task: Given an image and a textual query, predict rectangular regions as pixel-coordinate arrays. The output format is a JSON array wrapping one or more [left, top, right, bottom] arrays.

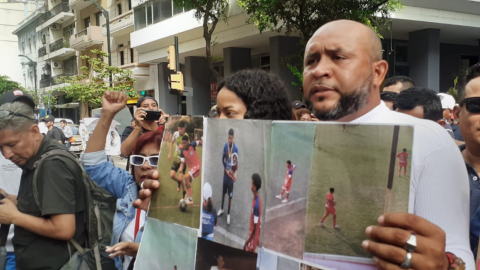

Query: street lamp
[[18, 54, 37, 96]]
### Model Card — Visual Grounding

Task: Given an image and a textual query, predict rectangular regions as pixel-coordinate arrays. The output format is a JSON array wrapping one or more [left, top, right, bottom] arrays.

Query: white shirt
[[0, 153, 21, 252], [38, 122, 48, 135], [120, 209, 146, 270], [62, 125, 73, 138], [351, 102, 474, 269]]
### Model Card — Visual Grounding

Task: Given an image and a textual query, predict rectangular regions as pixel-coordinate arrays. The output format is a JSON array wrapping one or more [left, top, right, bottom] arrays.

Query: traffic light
[[170, 72, 184, 92], [167, 45, 176, 71], [141, 91, 146, 95]]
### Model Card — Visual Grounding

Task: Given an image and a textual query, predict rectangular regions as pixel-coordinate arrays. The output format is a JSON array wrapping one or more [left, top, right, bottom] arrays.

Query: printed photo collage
[[135, 117, 414, 270]]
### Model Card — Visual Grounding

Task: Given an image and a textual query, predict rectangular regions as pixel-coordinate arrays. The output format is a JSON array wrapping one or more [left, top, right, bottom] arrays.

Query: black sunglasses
[[0, 110, 35, 121], [461, 97, 480, 114]]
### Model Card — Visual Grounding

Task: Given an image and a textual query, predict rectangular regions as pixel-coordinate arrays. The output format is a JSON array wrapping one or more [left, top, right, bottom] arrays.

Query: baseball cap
[[292, 100, 306, 109], [137, 96, 158, 108], [437, 93, 455, 110], [203, 183, 212, 200], [0, 90, 35, 110], [42, 115, 55, 122]]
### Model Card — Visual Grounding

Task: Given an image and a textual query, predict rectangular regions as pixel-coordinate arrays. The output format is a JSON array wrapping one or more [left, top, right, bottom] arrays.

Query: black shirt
[[46, 127, 64, 143], [13, 136, 86, 270]]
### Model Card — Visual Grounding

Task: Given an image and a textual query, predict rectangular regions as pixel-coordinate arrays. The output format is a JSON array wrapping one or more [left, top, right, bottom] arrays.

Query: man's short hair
[[0, 102, 35, 133], [395, 87, 443, 122], [287, 160, 291, 165], [330, 187, 335, 193], [60, 120, 67, 124], [182, 135, 189, 141], [459, 63, 480, 105], [252, 173, 262, 191], [178, 121, 186, 128], [384, 76, 416, 91], [136, 95, 158, 108], [380, 91, 398, 102], [228, 128, 234, 136]]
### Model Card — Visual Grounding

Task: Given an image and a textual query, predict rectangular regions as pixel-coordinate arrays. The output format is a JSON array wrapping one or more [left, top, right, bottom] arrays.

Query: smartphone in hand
[[143, 110, 162, 121]]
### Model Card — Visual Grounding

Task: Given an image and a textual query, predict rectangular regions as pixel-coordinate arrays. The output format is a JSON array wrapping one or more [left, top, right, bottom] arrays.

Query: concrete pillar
[[223, 47, 251, 77], [408, 29, 440, 92], [269, 36, 302, 99], [185, 56, 210, 116], [157, 63, 178, 115]]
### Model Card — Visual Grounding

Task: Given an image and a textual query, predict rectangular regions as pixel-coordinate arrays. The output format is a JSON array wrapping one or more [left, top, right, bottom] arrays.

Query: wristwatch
[[446, 252, 466, 270]]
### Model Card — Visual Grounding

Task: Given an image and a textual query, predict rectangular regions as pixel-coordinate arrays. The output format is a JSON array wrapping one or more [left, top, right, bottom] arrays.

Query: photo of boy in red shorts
[[320, 188, 339, 229], [179, 135, 202, 205], [397, 148, 408, 177], [276, 160, 296, 203]]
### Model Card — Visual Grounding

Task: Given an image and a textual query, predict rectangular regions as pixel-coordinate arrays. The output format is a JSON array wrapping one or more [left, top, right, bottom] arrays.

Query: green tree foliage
[[238, 0, 402, 86], [0, 75, 23, 95], [57, 50, 137, 116], [25, 90, 58, 109], [174, 0, 229, 80]]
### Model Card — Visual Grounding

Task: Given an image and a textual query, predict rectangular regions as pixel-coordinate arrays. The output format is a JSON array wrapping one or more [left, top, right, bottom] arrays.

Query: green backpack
[[32, 149, 117, 270]]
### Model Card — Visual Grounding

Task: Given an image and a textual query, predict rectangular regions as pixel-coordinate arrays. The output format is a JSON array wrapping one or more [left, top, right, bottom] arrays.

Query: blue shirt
[[81, 150, 143, 270], [222, 143, 239, 184], [201, 207, 217, 236], [452, 123, 464, 141]]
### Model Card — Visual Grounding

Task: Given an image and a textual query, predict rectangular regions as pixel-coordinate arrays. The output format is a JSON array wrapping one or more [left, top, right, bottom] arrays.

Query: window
[[134, 0, 185, 31], [120, 51, 125, 66], [128, 0, 132, 10], [261, 56, 270, 71], [130, 48, 134, 63], [28, 38, 31, 53], [22, 42, 25, 54], [84, 17, 90, 29], [117, 4, 122, 16], [134, 6, 146, 30], [461, 55, 479, 72], [95, 12, 102, 26]]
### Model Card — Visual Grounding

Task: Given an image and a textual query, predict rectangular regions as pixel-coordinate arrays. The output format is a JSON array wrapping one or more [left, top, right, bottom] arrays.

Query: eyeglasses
[[0, 110, 35, 121], [130, 155, 159, 167], [461, 97, 480, 114]]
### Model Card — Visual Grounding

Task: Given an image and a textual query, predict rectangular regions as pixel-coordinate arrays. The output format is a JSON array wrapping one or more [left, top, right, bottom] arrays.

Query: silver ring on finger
[[404, 233, 417, 252], [141, 181, 145, 189], [400, 251, 412, 269]]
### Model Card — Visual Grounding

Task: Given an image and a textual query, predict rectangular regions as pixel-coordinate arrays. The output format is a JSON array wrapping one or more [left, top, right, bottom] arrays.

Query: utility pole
[[89, 0, 112, 87]]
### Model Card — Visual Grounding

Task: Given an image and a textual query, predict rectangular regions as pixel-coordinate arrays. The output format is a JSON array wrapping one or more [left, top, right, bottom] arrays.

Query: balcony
[[70, 26, 104, 51], [103, 10, 134, 37], [38, 46, 47, 58], [69, 0, 92, 10], [37, 38, 76, 62], [36, 2, 74, 32], [13, 4, 47, 35], [40, 74, 74, 89]]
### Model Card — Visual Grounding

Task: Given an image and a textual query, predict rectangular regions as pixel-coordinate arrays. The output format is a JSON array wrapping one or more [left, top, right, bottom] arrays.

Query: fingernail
[[365, 226, 372, 235], [114, 247, 120, 251], [361, 240, 369, 249], [377, 215, 384, 224], [372, 256, 379, 263]]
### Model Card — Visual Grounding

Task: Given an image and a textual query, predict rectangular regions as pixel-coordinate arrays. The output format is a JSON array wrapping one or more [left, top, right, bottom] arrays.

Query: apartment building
[[130, 0, 480, 116]]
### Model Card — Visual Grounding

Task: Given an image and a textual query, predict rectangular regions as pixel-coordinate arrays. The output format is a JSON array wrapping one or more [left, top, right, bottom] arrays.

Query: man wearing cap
[[292, 100, 319, 121], [438, 93, 456, 139], [43, 115, 66, 145], [120, 96, 168, 157], [0, 90, 35, 270]]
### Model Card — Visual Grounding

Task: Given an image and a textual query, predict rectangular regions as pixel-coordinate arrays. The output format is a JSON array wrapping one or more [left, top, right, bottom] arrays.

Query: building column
[[157, 63, 178, 114], [223, 47, 251, 77], [408, 29, 440, 91], [269, 36, 302, 100], [185, 56, 210, 116]]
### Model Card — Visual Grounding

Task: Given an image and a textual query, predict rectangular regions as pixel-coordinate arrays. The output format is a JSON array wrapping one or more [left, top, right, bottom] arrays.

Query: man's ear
[[373, 60, 389, 89], [453, 105, 461, 124], [437, 119, 446, 128]]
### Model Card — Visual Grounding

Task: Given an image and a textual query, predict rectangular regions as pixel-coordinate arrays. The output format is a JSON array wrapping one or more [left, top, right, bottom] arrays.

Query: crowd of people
[[0, 19, 477, 270]]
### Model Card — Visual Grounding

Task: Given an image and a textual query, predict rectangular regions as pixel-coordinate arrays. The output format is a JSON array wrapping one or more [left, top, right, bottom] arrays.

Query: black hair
[[217, 70, 292, 120], [228, 128, 234, 136], [208, 109, 218, 118], [252, 173, 262, 191], [330, 187, 335, 193], [403, 148, 407, 152], [380, 91, 398, 103], [207, 197, 213, 213], [182, 135, 189, 141], [60, 120, 67, 124], [394, 87, 443, 122], [384, 76, 416, 90], [287, 160, 291, 165], [178, 121, 186, 128], [459, 63, 480, 105]]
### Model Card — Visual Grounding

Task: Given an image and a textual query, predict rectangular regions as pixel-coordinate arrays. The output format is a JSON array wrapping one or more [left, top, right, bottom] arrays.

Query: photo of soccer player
[[147, 116, 203, 229], [202, 119, 269, 250], [244, 173, 262, 253], [303, 124, 413, 269], [134, 218, 197, 270], [263, 122, 316, 259], [202, 183, 217, 241], [195, 238, 257, 270], [168, 120, 188, 196], [217, 128, 239, 225], [275, 161, 296, 203], [397, 148, 409, 177], [320, 188, 339, 229]]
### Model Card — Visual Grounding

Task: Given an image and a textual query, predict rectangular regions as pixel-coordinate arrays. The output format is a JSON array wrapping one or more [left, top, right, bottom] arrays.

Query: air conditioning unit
[[51, 23, 60, 31], [52, 62, 62, 69]]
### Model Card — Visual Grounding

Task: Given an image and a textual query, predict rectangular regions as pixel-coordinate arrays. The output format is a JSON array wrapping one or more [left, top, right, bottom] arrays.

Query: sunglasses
[[461, 97, 480, 113], [130, 155, 159, 167], [0, 110, 35, 121]]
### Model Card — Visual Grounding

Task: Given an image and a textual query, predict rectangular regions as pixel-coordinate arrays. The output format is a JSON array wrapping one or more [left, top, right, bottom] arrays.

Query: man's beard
[[306, 73, 373, 121]]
